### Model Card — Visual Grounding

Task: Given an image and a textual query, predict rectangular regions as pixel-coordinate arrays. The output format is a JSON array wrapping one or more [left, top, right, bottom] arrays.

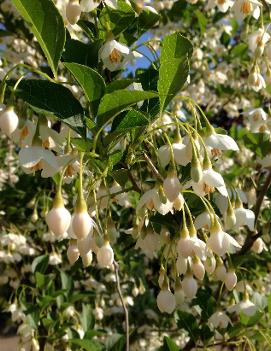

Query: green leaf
[[160, 336, 179, 351], [64, 63, 105, 103], [114, 109, 150, 130], [158, 32, 193, 112], [80, 304, 94, 332], [70, 339, 102, 351], [97, 90, 157, 125], [35, 272, 51, 289], [14, 80, 84, 131], [11, 0, 65, 77], [240, 311, 263, 326], [32, 255, 49, 274], [105, 79, 134, 94], [195, 10, 207, 34]]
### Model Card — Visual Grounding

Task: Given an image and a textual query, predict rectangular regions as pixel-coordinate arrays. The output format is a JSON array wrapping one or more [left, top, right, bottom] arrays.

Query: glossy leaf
[[64, 63, 105, 103], [11, 0, 65, 77], [97, 90, 157, 125], [158, 32, 193, 112], [14, 80, 84, 130]]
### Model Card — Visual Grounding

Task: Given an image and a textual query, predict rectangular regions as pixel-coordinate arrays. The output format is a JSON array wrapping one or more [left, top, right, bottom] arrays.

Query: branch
[[143, 151, 164, 182], [113, 261, 129, 351], [238, 169, 271, 254]]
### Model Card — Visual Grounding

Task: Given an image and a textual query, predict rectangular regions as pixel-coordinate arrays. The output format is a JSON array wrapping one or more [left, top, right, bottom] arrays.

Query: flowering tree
[[1, 0, 271, 350]]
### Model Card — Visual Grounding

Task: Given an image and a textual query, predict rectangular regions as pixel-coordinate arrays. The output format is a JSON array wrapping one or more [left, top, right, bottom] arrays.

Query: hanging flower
[[136, 187, 173, 215], [234, 206, 255, 230], [0, 106, 19, 137], [209, 311, 231, 329], [207, 223, 241, 256], [189, 167, 228, 197], [248, 28, 270, 55], [206, 0, 234, 13], [19, 146, 60, 178], [232, 0, 261, 22], [204, 130, 239, 152], [99, 39, 130, 71], [157, 288, 176, 314]]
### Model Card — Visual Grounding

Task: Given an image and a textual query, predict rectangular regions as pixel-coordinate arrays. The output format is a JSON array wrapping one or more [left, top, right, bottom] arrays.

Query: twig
[[143, 151, 164, 182], [238, 169, 271, 254], [113, 260, 129, 351], [127, 170, 141, 193]]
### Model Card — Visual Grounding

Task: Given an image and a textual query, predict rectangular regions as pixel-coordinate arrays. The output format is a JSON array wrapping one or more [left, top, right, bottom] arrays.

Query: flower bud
[[46, 195, 71, 237], [224, 201, 236, 229], [176, 256, 188, 275], [163, 173, 181, 202], [173, 193, 184, 210], [214, 263, 226, 281], [77, 234, 94, 256], [174, 289, 185, 306], [204, 255, 216, 274], [191, 258, 205, 280], [191, 159, 202, 183], [66, 0, 81, 25], [157, 288, 176, 313], [97, 241, 114, 268], [251, 238, 266, 254], [72, 200, 94, 240], [182, 274, 198, 299], [224, 270, 237, 291], [67, 241, 79, 265], [0, 106, 19, 137], [177, 227, 192, 258], [82, 251, 93, 267]]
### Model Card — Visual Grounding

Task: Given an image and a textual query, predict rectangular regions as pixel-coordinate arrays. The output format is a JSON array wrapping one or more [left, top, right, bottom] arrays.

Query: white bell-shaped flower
[[46, 194, 71, 237], [206, 0, 233, 12], [228, 296, 257, 316], [77, 233, 95, 256], [191, 257, 205, 280], [163, 172, 181, 202], [157, 288, 176, 314], [174, 288, 185, 306], [173, 193, 185, 211], [136, 187, 173, 215], [0, 106, 19, 137], [207, 222, 241, 256], [251, 238, 267, 254], [232, 0, 261, 22], [136, 231, 161, 259], [67, 241, 80, 265], [177, 226, 193, 258], [176, 256, 188, 275], [182, 274, 198, 299], [214, 262, 227, 281], [190, 167, 228, 197], [204, 129, 239, 151], [248, 28, 270, 55], [66, 0, 81, 25], [234, 206, 255, 231], [248, 71, 266, 92], [97, 241, 114, 268], [246, 108, 267, 133], [72, 200, 94, 240], [224, 270, 237, 291], [194, 211, 212, 230], [209, 311, 231, 329], [19, 145, 60, 178], [99, 40, 130, 71], [158, 140, 192, 168], [82, 251, 93, 267], [204, 254, 216, 275]]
